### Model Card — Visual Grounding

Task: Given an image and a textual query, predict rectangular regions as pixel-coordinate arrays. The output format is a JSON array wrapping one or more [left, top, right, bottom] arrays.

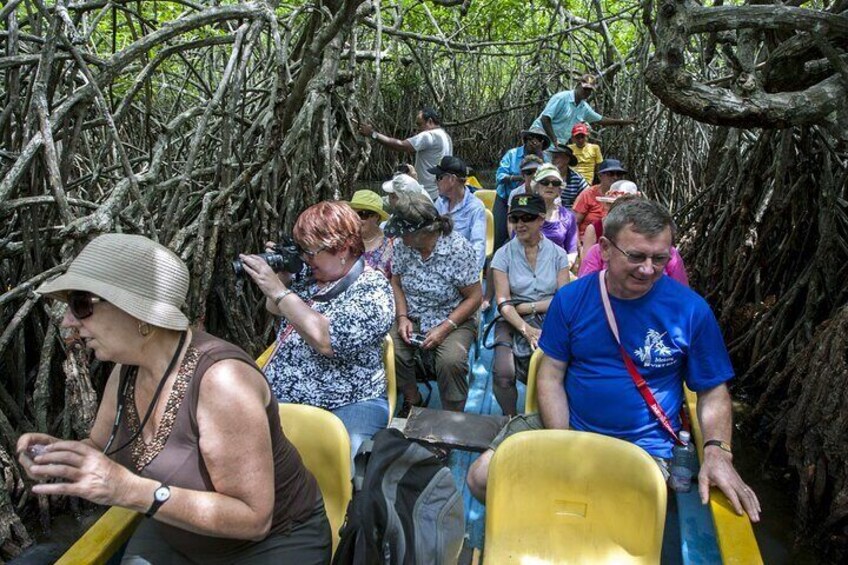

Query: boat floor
[[411, 308, 721, 564]]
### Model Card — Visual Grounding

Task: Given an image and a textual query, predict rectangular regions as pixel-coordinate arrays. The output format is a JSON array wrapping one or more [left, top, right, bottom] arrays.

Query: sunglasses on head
[[68, 291, 103, 320], [538, 179, 562, 187], [508, 214, 540, 224]]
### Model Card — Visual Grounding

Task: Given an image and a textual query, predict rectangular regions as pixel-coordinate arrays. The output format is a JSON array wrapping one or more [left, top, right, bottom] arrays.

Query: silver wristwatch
[[146, 484, 171, 518]]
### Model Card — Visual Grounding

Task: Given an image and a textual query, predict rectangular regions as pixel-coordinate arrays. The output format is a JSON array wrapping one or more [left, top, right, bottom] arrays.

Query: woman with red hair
[[241, 201, 395, 458]]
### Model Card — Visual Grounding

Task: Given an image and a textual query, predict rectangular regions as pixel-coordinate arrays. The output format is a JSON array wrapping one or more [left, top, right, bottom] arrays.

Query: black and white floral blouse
[[263, 267, 395, 410], [393, 230, 479, 333]]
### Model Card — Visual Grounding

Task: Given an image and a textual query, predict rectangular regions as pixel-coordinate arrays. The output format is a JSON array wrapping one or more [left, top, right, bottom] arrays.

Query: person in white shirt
[[358, 108, 453, 200]]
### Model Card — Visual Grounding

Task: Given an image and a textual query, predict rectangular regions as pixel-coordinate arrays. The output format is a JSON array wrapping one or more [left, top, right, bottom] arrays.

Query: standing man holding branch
[[359, 108, 453, 201], [531, 74, 636, 148]]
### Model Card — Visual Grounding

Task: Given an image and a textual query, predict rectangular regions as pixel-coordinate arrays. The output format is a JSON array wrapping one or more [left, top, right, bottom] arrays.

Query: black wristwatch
[[146, 484, 171, 518], [703, 439, 732, 454]]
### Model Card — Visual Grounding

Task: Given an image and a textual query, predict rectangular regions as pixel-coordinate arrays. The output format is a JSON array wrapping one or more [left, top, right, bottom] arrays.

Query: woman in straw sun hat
[[18, 233, 331, 563]]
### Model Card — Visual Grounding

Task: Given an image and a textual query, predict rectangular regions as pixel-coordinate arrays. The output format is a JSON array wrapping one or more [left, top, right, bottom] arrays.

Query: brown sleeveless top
[[110, 331, 319, 558]]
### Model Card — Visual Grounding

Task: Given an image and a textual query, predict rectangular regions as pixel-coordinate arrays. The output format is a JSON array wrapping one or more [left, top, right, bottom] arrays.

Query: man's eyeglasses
[[607, 239, 670, 267], [603, 171, 626, 178], [356, 210, 376, 219], [537, 179, 562, 187], [508, 214, 540, 224], [521, 169, 536, 176], [68, 291, 103, 320]]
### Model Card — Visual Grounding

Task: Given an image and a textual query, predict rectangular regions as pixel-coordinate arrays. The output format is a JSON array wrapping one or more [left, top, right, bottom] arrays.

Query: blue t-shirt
[[538, 273, 734, 458]]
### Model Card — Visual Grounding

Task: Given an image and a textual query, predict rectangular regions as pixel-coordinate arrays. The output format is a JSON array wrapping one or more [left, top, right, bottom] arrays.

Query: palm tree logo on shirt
[[634, 329, 675, 367]]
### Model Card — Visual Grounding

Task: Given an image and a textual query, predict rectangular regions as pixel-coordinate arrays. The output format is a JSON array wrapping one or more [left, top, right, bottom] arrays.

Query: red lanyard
[[598, 270, 683, 446]]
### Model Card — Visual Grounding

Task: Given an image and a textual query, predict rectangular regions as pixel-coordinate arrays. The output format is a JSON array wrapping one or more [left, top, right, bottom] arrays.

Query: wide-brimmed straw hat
[[347, 190, 389, 221], [37, 233, 190, 330]]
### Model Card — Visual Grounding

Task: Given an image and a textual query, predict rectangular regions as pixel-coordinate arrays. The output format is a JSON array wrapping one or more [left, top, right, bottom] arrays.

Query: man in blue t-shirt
[[467, 199, 761, 523]]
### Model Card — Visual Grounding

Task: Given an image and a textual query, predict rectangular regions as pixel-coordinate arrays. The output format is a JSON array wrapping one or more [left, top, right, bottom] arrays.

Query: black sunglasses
[[538, 179, 562, 187], [356, 210, 376, 219], [508, 214, 540, 224], [68, 291, 103, 319]]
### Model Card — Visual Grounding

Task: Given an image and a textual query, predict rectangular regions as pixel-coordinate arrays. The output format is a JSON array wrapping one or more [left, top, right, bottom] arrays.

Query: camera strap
[[311, 257, 365, 303]]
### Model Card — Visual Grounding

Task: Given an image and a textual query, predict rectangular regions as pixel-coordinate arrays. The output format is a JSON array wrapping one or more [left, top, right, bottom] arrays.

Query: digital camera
[[410, 333, 426, 347], [232, 236, 304, 278]]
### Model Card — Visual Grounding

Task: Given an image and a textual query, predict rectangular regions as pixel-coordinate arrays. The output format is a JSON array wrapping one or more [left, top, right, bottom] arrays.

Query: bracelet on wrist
[[445, 318, 459, 331], [273, 288, 293, 307], [530, 302, 537, 315], [396, 313, 409, 321]]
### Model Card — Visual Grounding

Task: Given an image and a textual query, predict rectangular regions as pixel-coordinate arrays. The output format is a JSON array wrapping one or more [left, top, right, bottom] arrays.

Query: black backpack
[[331, 428, 465, 565]]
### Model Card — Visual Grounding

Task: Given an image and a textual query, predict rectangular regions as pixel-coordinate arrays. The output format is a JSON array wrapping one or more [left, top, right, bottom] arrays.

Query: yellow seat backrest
[[524, 348, 544, 414], [383, 334, 397, 421], [467, 175, 484, 190], [485, 430, 667, 564], [278, 404, 351, 555], [474, 189, 497, 212], [484, 208, 494, 260], [256, 342, 275, 370]]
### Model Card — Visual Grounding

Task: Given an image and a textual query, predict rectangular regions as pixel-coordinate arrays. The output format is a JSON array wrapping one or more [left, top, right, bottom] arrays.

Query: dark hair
[[603, 199, 676, 242], [420, 107, 442, 125], [394, 192, 453, 236]]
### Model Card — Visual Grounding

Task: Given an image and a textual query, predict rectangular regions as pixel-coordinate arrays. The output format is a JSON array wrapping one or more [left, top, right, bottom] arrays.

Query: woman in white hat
[[348, 189, 393, 279], [241, 201, 394, 460], [581, 179, 641, 253], [529, 164, 579, 265], [18, 234, 331, 563]]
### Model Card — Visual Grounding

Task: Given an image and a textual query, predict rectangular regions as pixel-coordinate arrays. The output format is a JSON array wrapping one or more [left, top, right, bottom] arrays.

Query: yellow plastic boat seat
[[484, 208, 494, 260], [485, 430, 667, 564], [278, 404, 352, 555], [523, 348, 543, 414], [467, 175, 484, 190], [256, 343, 275, 370], [383, 334, 397, 421], [474, 189, 497, 212], [56, 507, 141, 565]]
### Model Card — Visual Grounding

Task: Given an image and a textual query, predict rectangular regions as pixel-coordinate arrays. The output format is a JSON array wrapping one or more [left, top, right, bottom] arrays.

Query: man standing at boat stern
[[467, 199, 761, 523], [359, 107, 453, 201]]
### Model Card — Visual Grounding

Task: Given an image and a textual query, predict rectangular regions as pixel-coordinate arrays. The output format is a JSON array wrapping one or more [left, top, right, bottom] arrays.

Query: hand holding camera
[[233, 236, 305, 280]]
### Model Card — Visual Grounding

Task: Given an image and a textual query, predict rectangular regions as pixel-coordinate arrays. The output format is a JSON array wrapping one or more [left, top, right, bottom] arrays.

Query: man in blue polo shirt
[[467, 199, 761, 523], [531, 74, 635, 148], [493, 127, 549, 250]]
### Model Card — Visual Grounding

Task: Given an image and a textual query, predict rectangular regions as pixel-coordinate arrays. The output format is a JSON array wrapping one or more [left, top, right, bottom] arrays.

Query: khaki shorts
[[488, 414, 670, 480]]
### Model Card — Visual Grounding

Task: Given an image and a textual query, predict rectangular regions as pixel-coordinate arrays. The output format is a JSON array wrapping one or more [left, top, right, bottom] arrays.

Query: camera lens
[[232, 259, 245, 278]]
